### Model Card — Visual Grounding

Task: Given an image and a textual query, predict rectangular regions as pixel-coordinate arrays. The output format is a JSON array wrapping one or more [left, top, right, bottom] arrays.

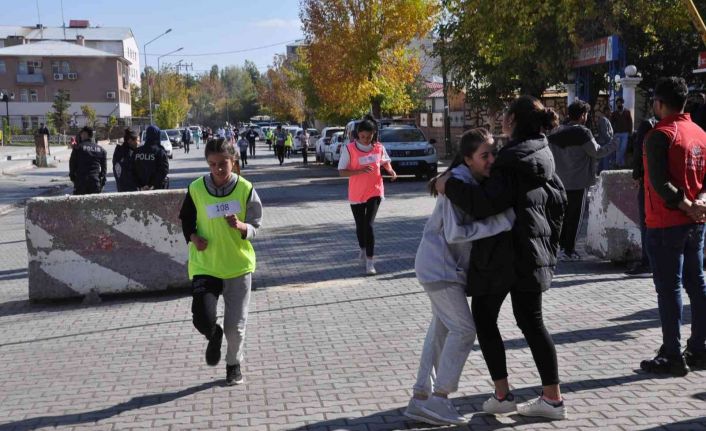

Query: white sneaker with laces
[[403, 398, 445, 426], [366, 258, 377, 275], [420, 395, 469, 425], [482, 393, 517, 415], [517, 396, 567, 420]]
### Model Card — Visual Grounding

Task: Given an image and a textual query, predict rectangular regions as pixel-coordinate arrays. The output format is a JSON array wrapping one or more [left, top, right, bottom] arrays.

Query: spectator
[[134, 125, 170, 190], [69, 126, 106, 195], [548, 100, 616, 261], [625, 113, 657, 276], [640, 76, 706, 376], [594, 107, 614, 173], [610, 96, 633, 167]]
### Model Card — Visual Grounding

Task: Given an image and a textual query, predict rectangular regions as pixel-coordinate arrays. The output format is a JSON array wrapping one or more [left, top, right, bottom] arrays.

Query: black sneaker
[[226, 363, 243, 386], [684, 348, 706, 370], [205, 325, 223, 366], [625, 262, 651, 277], [640, 347, 689, 376]]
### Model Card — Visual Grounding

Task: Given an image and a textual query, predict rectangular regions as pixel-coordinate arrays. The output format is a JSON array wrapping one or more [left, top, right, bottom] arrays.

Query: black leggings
[[191, 275, 224, 340], [275, 145, 285, 165], [350, 196, 382, 258], [559, 188, 586, 253], [471, 290, 559, 386]]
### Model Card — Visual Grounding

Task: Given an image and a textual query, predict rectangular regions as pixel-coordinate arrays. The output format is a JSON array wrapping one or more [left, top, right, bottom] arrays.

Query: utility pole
[[440, 24, 452, 159]]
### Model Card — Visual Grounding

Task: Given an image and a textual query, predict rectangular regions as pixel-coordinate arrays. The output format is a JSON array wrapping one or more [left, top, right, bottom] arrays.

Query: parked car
[[307, 128, 320, 147], [315, 126, 345, 162], [165, 129, 183, 148], [378, 125, 437, 179], [141, 129, 173, 159], [324, 131, 346, 165]]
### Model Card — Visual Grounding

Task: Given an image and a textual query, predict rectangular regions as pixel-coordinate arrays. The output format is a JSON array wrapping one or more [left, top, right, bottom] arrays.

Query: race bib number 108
[[206, 201, 241, 219]]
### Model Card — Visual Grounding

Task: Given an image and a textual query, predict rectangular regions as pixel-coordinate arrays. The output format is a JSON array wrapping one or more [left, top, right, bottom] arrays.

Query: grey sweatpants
[[223, 273, 252, 365]]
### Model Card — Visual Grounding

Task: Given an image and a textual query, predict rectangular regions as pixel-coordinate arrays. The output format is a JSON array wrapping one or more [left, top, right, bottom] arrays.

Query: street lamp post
[[143, 28, 172, 125]]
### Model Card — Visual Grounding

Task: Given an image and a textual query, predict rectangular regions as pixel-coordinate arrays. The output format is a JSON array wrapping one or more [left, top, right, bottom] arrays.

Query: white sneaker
[[403, 398, 445, 426], [482, 393, 517, 415], [365, 258, 377, 275], [420, 395, 469, 425], [517, 396, 567, 420]]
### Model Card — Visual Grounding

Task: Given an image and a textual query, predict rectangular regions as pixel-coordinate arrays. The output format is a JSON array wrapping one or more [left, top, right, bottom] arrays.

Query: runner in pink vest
[[338, 116, 397, 275]]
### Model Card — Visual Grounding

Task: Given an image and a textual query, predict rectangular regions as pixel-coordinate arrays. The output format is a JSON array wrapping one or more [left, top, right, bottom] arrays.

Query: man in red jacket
[[641, 77, 706, 376]]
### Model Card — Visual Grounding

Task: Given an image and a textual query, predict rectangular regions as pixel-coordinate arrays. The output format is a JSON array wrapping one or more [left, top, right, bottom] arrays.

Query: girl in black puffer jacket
[[436, 95, 568, 420]]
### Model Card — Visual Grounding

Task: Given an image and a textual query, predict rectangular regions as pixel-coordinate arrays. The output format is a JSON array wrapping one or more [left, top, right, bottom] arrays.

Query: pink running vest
[[346, 141, 385, 203]]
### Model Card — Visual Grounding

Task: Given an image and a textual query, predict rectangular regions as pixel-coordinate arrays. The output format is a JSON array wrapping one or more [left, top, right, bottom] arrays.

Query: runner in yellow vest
[[179, 137, 263, 386], [285, 132, 294, 159]]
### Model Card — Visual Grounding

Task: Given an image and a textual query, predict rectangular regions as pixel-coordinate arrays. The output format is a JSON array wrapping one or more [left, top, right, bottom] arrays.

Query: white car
[[315, 126, 345, 162], [325, 131, 346, 165], [141, 129, 173, 159], [378, 125, 437, 179]]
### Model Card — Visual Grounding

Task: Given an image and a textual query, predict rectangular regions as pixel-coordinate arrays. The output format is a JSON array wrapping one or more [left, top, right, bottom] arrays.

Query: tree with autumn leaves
[[297, 0, 439, 120]]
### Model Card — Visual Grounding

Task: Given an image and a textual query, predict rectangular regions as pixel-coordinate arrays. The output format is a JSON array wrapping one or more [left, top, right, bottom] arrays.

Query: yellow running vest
[[188, 176, 256, 280]]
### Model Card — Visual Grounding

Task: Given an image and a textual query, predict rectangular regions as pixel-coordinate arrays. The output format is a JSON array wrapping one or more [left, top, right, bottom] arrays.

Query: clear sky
[[3, 0, 305, 74]]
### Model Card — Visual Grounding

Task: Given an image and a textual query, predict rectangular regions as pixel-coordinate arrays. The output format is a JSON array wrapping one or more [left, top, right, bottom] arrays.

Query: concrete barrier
[[585, 170, 641, 262], [25, 190, 189, 301]]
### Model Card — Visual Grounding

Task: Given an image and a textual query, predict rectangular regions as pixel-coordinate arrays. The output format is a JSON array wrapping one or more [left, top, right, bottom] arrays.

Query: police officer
[[69, 126, 107, 195], [134, 125, 170, 190]]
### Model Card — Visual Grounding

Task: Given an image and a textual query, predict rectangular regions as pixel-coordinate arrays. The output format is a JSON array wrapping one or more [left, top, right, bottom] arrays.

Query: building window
[[22, 116, 30, 130], [0, 61, 5, 74], [19, 89, 28, 102], [19, 60, 42, 75], [29, 89, 38, 102], [31, 116, 40, 130], [52, 61, 72, 74]]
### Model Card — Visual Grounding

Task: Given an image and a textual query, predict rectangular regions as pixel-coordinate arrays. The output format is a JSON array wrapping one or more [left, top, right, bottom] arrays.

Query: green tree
[[130, 84, 148, 118], [49, 89, 71, 134], [221, 66, 260, 122], [442, 0, 706, 109], [154, 70, 190, 128], [107, 115, 118, 138], [80, 104, 97, 128]]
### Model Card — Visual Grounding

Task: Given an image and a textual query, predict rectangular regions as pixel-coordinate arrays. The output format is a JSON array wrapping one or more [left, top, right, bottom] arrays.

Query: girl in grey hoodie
[[405, 128, 515, 426]]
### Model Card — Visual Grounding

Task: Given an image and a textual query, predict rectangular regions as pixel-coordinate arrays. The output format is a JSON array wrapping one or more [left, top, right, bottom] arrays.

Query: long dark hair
[[428, 128, 494, 196], [506, 95, 559, 140]]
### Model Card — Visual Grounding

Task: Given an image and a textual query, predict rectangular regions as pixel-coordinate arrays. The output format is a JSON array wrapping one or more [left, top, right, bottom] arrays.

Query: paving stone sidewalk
[[0, 142, 704, 431]]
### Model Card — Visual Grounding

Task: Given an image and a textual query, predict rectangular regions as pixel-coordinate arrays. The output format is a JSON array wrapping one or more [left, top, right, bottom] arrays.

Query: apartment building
[[0, 21, 140, 87], [0, 39, 131, 130]]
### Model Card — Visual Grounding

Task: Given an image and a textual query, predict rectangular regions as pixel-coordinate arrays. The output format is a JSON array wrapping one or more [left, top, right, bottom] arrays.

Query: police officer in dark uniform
[[134, 125, 170, 190], [69, 126, 107, 195]]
